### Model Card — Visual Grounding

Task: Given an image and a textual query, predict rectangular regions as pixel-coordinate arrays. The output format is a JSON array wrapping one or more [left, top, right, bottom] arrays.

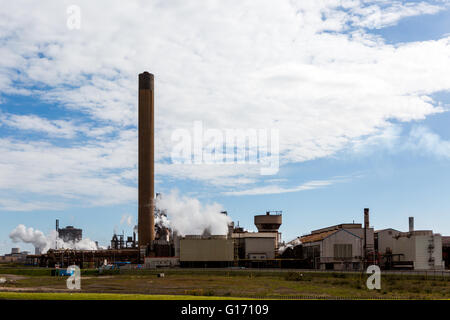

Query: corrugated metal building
[[232, 232, 278, 260], [300, 223, 374, 270], [179, 235, 234, 267]]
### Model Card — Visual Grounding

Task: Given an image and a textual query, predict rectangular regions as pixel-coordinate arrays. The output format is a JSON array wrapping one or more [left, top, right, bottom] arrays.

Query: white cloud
[[0, 130, 138, 210], [0, 1, 449, 209], [223, 178, 346, 196], [0, 198, 66, 212], [0, 113, 78, 138], [407, 126, 450, 158], [351, 1, 445, 29], [351, 125, 403, 154]]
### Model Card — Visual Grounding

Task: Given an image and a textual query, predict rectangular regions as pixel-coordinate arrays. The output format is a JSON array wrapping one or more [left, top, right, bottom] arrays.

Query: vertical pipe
[[409, 217, 414, 232], [56, 219, 59, 249], [364, 208, 369, 262], [138, 72, 155, 247]]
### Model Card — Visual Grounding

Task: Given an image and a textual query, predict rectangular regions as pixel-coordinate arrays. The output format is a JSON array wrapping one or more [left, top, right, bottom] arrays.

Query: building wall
[[244, 237, 276, 259], [144, 257, 179, 268], [414, 234, 443, 270], [301, 242, 321, 268], [302, 229, 366, 270], [431, 235, 444, 269], [321, 230, 363, 263], [346, 228, 374, 250], [390, 232, 444, 270], [180, 238, 234, 262], [377, 229, 401, 254], [392, 235, 415, 262]]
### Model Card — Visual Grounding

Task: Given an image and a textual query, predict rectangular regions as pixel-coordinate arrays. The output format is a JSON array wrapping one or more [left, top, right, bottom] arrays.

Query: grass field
[[0, 268, 449, 300], [0, 291, 244, 300]]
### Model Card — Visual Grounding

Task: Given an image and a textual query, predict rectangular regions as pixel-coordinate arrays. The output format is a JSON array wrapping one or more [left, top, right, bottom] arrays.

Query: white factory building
[[298, 208, 374, 271], [232, 232, 278, 260], [375, 217, 444, 270], [300, 223, 374, 271]]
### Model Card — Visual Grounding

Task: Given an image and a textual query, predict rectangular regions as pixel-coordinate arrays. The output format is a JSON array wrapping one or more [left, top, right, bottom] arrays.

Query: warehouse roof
[[300, 229, 339, 244], [301, 228, 362, 244], [311, 223, 362, 235]]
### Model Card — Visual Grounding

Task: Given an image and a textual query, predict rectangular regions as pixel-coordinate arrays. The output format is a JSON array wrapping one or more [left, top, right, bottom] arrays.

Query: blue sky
[[1, 1, 450, 254]]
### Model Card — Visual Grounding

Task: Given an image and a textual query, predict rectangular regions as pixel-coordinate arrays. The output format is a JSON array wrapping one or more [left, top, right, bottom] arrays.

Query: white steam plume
[[9, 225, 47, 250], [156, 191, 231, 236], [9, 224, 99, 253], [279, 238, 302, 254], [120, 214, 134, 226]]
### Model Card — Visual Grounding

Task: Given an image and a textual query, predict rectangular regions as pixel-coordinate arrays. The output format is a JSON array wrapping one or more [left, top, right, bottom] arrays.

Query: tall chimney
[[55, 219, 59, 250], [409, 217, 414, 232], [364, 208, 370, 229], [138, 72, 155, 247], [363, 208, 369, 261]]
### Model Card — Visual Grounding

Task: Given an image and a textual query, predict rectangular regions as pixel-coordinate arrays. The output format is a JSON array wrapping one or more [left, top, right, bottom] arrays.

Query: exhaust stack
[[409, 217, 414, 232], [364, 208, 370, 229], [363, 208, 369, 260], [138, 72, 155, 247]]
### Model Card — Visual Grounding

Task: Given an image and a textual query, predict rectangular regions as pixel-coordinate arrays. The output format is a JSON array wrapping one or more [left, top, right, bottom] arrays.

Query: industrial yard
[[1, 267, 449, 300]]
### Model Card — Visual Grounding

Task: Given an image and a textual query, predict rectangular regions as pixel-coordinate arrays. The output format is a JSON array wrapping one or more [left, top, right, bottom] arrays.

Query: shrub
[[285, 272, 305, 281]]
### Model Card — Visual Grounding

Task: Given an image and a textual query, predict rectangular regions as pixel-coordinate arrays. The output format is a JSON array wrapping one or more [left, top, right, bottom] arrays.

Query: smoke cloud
[[279, 238, 301, 254], [156, 191, 231, 236], [9, 224, 99, 253]]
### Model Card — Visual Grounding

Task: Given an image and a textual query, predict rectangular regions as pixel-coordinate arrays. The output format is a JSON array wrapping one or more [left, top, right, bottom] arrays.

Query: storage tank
[[254, 211, 282, 233]]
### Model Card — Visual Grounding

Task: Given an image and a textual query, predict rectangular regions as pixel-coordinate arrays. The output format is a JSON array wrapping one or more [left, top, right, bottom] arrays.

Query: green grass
[[1, 268, 449, 300], [0, 267, 100, 276], [0, 291, 248, 300]]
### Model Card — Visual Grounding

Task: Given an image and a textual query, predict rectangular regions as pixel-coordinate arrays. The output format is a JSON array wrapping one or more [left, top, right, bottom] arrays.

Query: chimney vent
[[409, 217, 414, 232]]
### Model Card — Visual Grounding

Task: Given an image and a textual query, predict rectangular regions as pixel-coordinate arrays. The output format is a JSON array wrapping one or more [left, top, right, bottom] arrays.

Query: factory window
[[334, 244, 352, 259]]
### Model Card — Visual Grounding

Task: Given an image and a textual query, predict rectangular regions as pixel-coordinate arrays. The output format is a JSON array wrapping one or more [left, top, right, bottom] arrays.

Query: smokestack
[[409, 217, 414, 232], [364, 208, 370, 229], [363, 208, 369, 261], [55, 219, 59, 249], [138, 71, 155, 247]]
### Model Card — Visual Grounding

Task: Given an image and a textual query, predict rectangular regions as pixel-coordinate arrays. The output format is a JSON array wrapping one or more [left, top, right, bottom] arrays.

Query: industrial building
[[179, 235, 234, 267], [231, 212, 282, 261], [375, 217, 444, 270], [300, 224, 374, 270], [0, 248, 30, 263], [291, 208, 374, 271], [284, 211, 446, 271], [19, 72, 448, 272], [232, 232, 278, 260], [171, 212, 282, 268], [57, 225, 82, 243], [443, 237, 450, 269]]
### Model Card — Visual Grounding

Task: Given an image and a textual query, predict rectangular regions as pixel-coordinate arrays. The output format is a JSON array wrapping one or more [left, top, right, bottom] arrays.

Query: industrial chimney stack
[[138, 72, 155, 247], [409, 217, 414, 232], [363, 208, 369, 261], [364, 208, 370, 229]]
